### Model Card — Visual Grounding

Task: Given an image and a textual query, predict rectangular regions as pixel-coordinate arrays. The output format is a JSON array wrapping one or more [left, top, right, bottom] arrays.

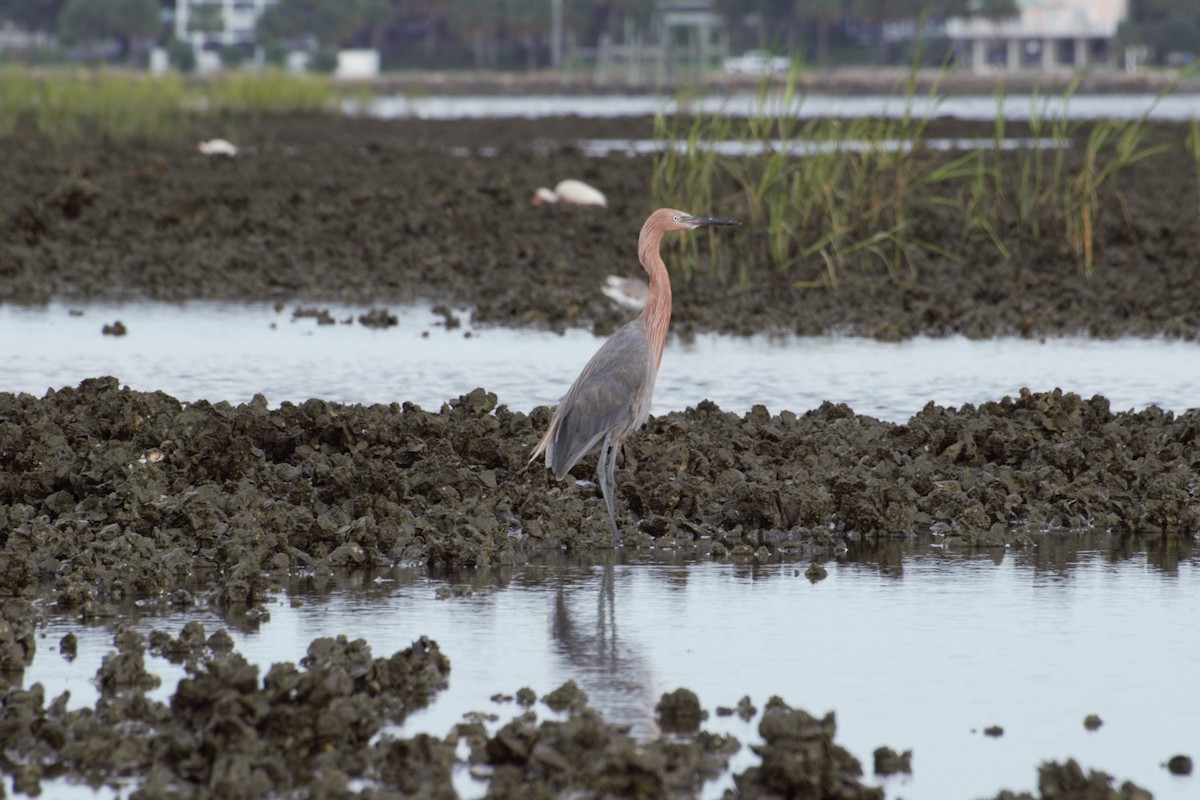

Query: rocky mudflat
[[1, 107, 1196, 797]]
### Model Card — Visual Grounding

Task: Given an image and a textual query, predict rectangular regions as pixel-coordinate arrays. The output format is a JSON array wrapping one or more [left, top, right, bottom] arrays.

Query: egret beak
[[682, 214, 741, 228]]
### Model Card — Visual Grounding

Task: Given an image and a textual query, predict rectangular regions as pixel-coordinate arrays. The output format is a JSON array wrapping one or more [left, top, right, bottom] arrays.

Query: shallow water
[[2, 301, 1197, 423], [579, 136, 1068, 156], [453, 136, 1069, 158], [364, 92, 1200, 122], [31, 538, 1200, 799]]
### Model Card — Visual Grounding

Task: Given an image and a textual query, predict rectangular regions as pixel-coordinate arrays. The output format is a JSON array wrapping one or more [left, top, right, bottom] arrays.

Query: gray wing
[[541, 321, 654, 479]]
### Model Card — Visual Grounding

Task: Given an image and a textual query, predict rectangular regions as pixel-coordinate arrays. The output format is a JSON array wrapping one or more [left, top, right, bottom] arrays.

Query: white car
[[723, 50, 790, 76]]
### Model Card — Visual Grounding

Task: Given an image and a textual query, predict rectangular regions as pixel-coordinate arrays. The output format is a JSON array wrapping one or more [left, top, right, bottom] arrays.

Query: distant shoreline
[[348, 65, 1200, 97]]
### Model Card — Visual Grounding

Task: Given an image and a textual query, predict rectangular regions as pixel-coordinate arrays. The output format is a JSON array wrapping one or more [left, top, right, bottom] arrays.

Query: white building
[[174, 0, 278, 51], [947, 0, 1129, 72]]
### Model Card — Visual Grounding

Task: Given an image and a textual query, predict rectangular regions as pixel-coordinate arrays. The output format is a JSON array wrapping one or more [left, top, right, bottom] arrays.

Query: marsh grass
[[0, 67, 344, 146], [652, 65, 1176, 287], [1187, 119, 1200, 215], [1060, 92, 1167, 276], [199, 70, 338, 115], [653, 60, 973, 289], [0, 68, 187, 143]]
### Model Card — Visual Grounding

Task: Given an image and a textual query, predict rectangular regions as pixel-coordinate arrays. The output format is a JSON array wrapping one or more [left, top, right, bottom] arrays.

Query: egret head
[[651, 208, 741, 233]]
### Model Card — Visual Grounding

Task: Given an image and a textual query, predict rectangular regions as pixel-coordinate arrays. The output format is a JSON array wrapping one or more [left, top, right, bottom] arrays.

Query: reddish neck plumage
[[637, 223, 672, 371]]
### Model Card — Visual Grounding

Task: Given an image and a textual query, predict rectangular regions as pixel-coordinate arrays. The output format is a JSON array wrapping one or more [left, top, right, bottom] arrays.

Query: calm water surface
[[30, 540, 1200, 799], [2, 301, 1197, 423], [364, 92, 1200, 122]]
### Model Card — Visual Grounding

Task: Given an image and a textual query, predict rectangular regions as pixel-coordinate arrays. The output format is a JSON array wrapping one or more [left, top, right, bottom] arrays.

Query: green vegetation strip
[[0, 68, 348, 144], [652, 66, 1188, 281]]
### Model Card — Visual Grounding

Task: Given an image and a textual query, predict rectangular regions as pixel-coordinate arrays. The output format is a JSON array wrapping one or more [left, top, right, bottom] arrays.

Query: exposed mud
[[2, 113, 1199, 342], [1, 378, 1195, 608]]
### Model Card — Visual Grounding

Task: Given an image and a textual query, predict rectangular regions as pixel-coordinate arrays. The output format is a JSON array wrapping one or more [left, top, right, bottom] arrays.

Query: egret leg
[[605, 437, 621, 534], [597, 433, 620, 537]]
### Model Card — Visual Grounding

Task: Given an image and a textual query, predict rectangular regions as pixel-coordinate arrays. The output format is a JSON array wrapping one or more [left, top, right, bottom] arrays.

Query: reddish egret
[[532, 208, 740, 537], [533, 179, 608, 207]]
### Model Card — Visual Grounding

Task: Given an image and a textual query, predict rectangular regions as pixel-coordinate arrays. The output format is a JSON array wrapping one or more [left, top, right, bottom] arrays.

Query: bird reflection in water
[[549, 555, 661, 737]]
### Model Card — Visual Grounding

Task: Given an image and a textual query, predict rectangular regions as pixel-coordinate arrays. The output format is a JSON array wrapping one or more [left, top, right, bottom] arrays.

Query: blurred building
[[174, 0, 278, 52], [947, 0, 1129, 72], [0, 22, 55, 54]]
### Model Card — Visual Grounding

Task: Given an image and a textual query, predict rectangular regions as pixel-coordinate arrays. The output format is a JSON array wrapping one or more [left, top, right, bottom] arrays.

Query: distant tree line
[[0, 0, 1194, 70], [250, 0, 1025, 69], [1117, 0, 1200, 64]]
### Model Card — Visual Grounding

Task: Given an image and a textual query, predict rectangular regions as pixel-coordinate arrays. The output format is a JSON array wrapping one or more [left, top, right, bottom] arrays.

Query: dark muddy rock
[[655, 687, 708, 733], [97, 625, 160, 694], [0, 632, 449, 797], [5, 640, 740, 799], [377, 733, 458, 797], [358, 307, 399, 328], [2, 115, 1199, 343], [1084, 713, 1103, 731], [431, 304, 462, 330], [737, 695, 759, 721], [0, 380, 1195, 607], [292, 306, 337, 325], [0, 600, 37, 681], [1166, 754, 1193, 775], [0, 628, 1167, 799], [541, 678, 588, 712], [873, 745, 913, 775], [731, 697, 882, 800], [985, 725, 1006, 737], [991, 759, 1152, 800], [482, 687, 739, 799], [148, 621, 234, 665], [59, 631, 77, 660]]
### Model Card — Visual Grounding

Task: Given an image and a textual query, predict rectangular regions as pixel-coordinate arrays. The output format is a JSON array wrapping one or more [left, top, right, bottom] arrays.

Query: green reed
[[0, 67, 187, 143], [197, 70, 340, 115], [652, 102, 734, 284], [962, 85, 1010, 259], [1060, 87, 1166, 276], [965, 78, 1081, 267], [1188, 119, 1200, 216], [653, 59, 972, 289], [0, 67, 343, 146], [653, 62, 1179, 287]]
